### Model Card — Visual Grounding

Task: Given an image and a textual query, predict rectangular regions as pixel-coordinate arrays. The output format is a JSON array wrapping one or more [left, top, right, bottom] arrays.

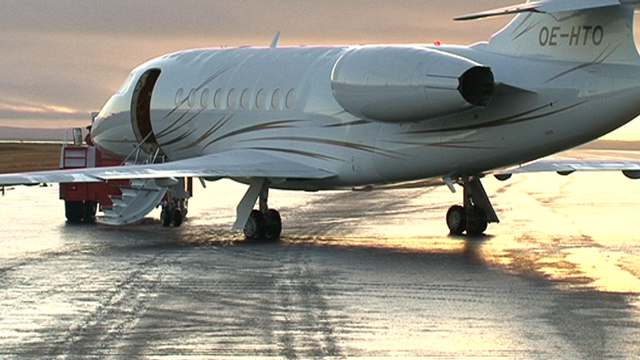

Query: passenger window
[[285, 89, 296, 109], [256, 89, 266, 109], [175, 88, 184, 107], [240, 89, 250, 109], [201, 89, 210, 108], [227, 89, 237, 109], [271, 89, 282, 110], [188, 89, 197, 108], [214, 89, 223, 109]]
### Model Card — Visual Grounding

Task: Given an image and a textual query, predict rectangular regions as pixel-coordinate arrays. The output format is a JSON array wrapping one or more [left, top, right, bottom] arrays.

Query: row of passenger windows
[[176, 87, 297, 111]]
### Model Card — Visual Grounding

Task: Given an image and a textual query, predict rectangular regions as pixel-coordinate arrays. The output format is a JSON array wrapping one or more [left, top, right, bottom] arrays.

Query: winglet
[[455, 0, 621, 21], [455, 2, 540, 21], [270, 31, 281, 48]]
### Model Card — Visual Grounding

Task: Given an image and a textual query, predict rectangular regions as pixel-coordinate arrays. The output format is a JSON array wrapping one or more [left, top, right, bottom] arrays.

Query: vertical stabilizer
[[481, 2, 639, 64]]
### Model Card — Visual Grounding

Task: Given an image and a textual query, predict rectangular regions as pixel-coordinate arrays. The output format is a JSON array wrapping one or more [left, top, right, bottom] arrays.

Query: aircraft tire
[[172, 208, 183, 227], [161, 208, 171, 227], [466, 207, 488, 236], [446, 205, 466, 235], [244, 210, 265, 239], [264, 209, 282, 240]]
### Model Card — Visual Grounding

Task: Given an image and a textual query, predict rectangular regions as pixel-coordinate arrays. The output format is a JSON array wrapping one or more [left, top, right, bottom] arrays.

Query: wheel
[[83, 201, 97, 223], [161, 208, 171, 227], [244, 210, 265, 239], [65, 201, 84, 223], [446, 205, 466, 235], [466, 207, 488, 236], [172, 208, 183, 227], [264, 209, 282, 239]]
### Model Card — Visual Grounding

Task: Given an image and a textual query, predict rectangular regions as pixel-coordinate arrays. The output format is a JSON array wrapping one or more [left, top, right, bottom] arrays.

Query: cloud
[[0, 100, 75, 115], [0, 0, 514, 42], [0, 100, 85, 121]]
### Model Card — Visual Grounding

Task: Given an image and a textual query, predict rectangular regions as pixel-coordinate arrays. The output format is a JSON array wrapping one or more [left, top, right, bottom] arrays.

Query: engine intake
[[331, 46, 494, 122]]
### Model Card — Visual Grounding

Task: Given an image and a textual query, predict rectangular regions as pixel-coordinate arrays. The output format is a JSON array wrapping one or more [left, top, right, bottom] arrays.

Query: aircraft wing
[[496, 159, 640, 178], [0, 149, 336, 186]]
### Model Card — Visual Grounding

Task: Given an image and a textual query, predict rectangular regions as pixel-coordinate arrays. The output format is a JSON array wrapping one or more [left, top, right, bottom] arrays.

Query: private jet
[[3, 0, 640, 238]]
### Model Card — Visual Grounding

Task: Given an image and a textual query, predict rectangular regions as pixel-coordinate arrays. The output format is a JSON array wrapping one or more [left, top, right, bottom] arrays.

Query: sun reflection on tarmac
[[3, 150, 640, 357], [129, 174, 640, 296]]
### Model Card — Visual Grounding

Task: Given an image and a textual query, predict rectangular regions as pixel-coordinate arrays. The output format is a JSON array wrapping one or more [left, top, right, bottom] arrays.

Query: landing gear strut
[[445, 176, 498, 236], [235, 178, 282, 240]]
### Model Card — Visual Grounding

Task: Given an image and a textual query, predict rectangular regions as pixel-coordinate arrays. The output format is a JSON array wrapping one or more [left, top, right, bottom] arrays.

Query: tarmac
[[2, 150, 640, 359]]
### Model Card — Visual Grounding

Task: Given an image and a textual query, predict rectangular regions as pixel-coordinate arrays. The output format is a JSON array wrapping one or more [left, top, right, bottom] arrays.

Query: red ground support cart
[[59, 128, 125, 223]]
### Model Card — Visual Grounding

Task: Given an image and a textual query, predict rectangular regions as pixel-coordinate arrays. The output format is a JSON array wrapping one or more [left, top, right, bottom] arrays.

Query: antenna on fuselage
[[270, 31, 281, 48]]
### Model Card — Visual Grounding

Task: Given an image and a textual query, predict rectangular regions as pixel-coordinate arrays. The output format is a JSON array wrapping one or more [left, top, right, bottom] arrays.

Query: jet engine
[[331, 46, 494, 122]]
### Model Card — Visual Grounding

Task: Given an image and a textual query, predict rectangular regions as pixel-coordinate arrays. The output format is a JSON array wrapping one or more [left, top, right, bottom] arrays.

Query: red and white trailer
[[59, 128, 123, 223], [59, 127, 191, 226]]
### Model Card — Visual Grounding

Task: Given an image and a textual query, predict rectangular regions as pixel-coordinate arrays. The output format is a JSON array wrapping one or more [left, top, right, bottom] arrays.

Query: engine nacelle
[[331, 46, 494, 122]]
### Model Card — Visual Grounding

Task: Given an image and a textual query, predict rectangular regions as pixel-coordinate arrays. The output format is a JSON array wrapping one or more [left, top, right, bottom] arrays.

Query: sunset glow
[[1, 0, 640, 140]]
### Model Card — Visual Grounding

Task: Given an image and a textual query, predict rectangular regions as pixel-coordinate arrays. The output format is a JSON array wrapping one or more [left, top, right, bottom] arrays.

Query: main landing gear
[[445, 176, 499, 236], [244, 209, 282, 240], [234, 178, 282, 240]]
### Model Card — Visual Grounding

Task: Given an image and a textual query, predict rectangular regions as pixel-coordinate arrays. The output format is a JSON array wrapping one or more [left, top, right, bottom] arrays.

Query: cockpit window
[[116, 72, 136, 95]]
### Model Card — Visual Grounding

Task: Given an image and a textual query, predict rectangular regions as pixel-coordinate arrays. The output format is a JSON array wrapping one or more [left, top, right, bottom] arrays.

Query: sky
[[1, 0, 640, 140]]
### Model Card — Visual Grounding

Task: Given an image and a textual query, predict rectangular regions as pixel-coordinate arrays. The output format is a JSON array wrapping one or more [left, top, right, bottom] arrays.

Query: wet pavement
[[2, 150, 640, 359]]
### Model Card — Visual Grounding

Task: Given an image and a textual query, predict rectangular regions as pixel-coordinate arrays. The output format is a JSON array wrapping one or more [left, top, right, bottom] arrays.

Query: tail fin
[[460, 1, 640, 64]]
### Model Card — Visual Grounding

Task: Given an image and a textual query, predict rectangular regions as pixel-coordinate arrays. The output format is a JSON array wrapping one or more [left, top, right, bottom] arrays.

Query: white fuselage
[[90, 44, 640, 190]]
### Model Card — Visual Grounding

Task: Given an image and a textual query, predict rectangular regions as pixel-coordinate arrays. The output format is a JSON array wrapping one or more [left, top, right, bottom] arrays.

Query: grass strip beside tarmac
[[0, 144, 62, 174]]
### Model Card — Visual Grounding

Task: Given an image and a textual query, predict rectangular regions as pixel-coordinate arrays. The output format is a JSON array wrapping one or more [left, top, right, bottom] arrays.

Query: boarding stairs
[[97, 178, 168, 225], [96, 137, 171, 226]]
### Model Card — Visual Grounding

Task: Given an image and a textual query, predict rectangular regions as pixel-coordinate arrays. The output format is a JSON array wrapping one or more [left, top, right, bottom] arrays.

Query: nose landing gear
[[160, 178, 190, 227], [161, 201, 186, 227]]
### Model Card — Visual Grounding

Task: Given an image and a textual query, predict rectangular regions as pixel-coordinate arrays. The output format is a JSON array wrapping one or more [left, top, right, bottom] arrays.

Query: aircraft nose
[[90, 112, 109, 144], [88, 92, 136, 159]]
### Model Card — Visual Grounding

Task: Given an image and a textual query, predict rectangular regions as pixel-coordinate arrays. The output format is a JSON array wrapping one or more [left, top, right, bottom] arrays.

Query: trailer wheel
[[83, 201, 97, 223], [65, 201, 84, 223]]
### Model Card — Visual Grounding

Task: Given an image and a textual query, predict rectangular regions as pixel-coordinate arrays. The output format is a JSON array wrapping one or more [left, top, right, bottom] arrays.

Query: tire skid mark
[[0, 244, 105, 276], [273, 245, 344, 359], [115, 243, 347, 358], [35, 252, 168, 359]]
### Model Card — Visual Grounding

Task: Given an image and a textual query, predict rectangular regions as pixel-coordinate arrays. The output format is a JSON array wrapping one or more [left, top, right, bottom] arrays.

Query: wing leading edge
[[497, 159, 640, 179], [0, 149, 336, 186]]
